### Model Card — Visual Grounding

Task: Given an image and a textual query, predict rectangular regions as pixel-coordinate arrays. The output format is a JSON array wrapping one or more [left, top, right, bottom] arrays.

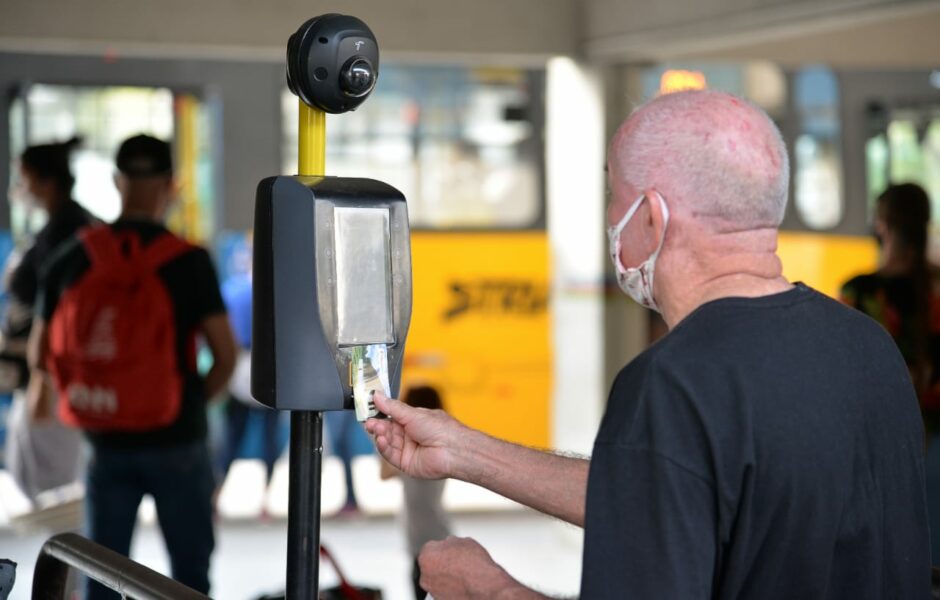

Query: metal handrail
[[32, 532, 210, 600]]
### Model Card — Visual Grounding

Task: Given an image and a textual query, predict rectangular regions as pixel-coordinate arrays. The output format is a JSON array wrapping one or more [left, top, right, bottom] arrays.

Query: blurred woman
[[840, 182, 940, 560], [4, 137, 93, 504]]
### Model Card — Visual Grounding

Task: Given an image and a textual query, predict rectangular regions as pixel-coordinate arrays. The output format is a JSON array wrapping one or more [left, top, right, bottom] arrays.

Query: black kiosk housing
[[252, 175, 412, 411]]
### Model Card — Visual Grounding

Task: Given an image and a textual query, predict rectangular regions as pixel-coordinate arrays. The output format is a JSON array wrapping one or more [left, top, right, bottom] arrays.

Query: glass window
[[15, 85, 174, 225], [864, 131, 891, 220], [867, 113, 940, 243], [282, 65, 543, 229], [888, 120, 925, 183], [926, 120, 940, 227], [793, 67, 844, 230], [8, 85, 216, 242]]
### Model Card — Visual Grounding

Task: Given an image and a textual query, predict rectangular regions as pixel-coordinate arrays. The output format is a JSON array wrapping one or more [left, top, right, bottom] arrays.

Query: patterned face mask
[[607, 192, 670, 312]]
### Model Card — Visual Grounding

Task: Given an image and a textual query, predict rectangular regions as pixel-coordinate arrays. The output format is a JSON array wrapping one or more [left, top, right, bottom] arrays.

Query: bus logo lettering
[[444, 280, 548, 320]]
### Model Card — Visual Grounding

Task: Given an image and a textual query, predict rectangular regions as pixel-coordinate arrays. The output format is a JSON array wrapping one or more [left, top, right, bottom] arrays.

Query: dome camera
[[340, 57, 376, 98], [286, 14, 380, 114]]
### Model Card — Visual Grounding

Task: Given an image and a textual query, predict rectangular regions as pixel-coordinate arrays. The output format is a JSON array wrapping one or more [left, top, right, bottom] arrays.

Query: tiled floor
[[1, 509, 583, 600], [0, 457, 583, 600]]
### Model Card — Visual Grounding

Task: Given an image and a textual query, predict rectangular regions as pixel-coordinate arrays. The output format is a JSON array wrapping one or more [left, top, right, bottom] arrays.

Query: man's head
[[607, 90, 791, 320], [608, 89, 789, 229], [114, 134, 176, 221]]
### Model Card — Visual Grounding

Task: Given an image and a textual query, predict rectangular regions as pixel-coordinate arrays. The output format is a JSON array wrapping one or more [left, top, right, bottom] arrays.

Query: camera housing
[[286, 14, 379, 114]]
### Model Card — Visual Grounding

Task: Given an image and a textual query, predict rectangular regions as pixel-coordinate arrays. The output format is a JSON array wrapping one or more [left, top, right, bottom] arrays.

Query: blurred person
[[3, 137, 93, 503], [840, 182, 940, 560], [380, 386, 452, 600], [367, 90, 930, 599], [217, 242, 282, 500], [325, 409, 368, 515], [28, 134, 236, 599]]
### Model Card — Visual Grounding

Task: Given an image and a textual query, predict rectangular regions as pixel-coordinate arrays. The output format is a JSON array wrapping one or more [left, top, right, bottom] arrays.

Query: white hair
[[612, 90, 790, 228]]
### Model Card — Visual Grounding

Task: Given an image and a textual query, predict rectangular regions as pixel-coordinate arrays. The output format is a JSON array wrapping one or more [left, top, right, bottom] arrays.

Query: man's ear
[[644, 188, 667, 239]]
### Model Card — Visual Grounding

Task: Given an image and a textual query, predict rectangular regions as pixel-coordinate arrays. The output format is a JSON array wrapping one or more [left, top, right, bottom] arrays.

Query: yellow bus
[[284, 64, 554, 448]]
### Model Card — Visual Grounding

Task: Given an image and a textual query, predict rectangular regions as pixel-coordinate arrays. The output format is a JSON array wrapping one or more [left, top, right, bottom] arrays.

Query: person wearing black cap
[[28, 134, 237, 599], [4, 137, 93, 504]]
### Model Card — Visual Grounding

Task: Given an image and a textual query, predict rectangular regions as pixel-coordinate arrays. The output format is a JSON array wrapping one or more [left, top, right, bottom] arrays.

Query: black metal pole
[[286, 410, 323, 600]]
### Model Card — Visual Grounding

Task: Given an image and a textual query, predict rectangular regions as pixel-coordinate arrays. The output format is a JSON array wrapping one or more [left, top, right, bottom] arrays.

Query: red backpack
[[48, 226, 192, 432]]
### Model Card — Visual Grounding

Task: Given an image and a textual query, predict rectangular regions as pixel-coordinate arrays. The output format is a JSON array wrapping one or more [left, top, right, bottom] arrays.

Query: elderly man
[[367, 90, 929, 599]]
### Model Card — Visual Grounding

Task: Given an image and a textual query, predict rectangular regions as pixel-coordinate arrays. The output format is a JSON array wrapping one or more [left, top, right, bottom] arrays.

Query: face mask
[[607, 192, 670, 312]]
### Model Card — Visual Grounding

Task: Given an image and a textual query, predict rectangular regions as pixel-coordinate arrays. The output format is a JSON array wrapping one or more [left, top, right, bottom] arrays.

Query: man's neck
[[656, 227, 792, 329], [118, 208, 160, 223]]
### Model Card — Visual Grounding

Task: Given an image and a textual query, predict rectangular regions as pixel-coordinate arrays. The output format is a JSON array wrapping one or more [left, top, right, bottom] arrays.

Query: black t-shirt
[[582, 284, 930, 599], [37, 220, 226, 449], [9, 200, 92, 314]]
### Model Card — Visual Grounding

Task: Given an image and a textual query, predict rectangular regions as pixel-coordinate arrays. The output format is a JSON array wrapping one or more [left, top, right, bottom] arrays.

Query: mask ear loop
[[649, 191, 670, 257], [642, 192, 670, 310], [608, 193, 646, 276], [611, 193, 647, 233]]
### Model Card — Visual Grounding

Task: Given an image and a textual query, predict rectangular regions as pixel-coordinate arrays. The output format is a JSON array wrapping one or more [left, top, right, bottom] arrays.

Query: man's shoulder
[[150, 237, 215, 290], [671, 283, 874, 340], [161, 237, 211, 264], [121, 225, 212, 269], [612, 284, 890, 400], [43, 233, 90, 278]]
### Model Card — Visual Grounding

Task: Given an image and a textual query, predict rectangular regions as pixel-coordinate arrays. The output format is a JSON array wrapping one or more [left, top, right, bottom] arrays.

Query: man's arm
[[26, 317, 48, 373], [25, 317, 52, 420], [365, 394, 589, 527], [200, 313, 237, 400]]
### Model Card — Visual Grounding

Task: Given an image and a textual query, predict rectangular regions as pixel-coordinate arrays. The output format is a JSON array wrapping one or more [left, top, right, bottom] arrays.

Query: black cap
[[116, 134, 172, 178]]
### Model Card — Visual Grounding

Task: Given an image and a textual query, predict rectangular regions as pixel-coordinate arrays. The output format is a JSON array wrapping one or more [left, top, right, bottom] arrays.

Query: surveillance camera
[[286, 14, 380, 114]]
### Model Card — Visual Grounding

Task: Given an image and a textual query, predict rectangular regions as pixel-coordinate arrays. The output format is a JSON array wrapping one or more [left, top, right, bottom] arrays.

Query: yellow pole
[[298, 100, 326, 176], [173, 95, 199, 241]]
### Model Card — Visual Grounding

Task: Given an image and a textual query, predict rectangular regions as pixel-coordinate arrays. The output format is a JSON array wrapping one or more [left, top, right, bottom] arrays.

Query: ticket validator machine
[[252, 15, 412, 599]]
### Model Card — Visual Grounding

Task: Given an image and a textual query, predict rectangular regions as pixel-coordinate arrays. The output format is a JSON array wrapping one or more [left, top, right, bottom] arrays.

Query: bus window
[[868, 109, 940, 256], [888, 120, 925, 183], [927, 120, 940, 225], [8, 84, 216, 242], [793, 67, 844, 231], [865, 132, 890, 214], [282, 65, 543, 229]]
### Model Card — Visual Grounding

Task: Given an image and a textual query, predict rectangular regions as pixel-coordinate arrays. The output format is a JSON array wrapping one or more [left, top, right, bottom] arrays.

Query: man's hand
[[419, 537, 540, 600], [364, 392, 470, 480], [367, 393, 589, 528]]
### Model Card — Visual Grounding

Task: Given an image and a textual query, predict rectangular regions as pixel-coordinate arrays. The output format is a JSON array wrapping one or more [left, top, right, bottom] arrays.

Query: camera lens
[[339, 57, 376, 98]]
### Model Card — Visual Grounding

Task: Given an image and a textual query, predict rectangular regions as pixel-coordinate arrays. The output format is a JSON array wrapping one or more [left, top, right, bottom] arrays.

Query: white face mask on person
[[607, 192, 670, 312]]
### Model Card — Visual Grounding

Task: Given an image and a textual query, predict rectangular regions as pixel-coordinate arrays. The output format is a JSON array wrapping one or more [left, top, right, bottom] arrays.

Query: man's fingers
[[364, 417, 388, 437], [418, 540, 441, 572], [373, 421, 409, 466], [372, 392, 411, 423]]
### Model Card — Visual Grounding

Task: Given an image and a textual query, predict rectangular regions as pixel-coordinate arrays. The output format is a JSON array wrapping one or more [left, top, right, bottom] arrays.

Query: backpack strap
[[142, 233, 194, 270], [79, 226, 122, 266], [80, 227, 193, 270]]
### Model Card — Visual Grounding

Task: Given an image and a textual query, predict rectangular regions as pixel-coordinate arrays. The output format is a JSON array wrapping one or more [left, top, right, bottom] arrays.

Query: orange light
[[659, 69, 708, 95]]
